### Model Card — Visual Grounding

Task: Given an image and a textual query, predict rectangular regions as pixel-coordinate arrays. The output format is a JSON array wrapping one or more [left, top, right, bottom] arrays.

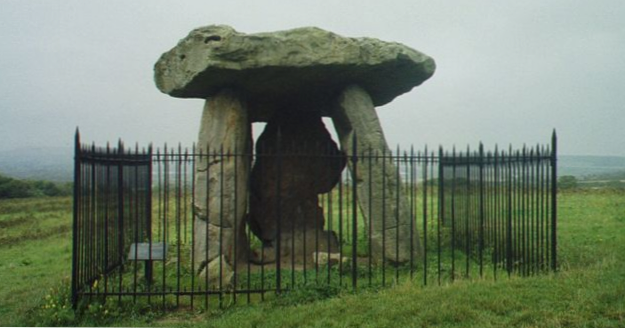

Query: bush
[[28, 278, 158, 327], [0, 178, 35, 198], [32, 180, 72, 197], [31, 283, 75, 326], [605, 180, 625, 189], [0, 174, 72, 199], [558, 175, 578, 190]]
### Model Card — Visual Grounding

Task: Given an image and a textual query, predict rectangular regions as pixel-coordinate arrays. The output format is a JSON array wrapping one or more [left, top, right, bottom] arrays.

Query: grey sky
[[1, 0, 624, 155]]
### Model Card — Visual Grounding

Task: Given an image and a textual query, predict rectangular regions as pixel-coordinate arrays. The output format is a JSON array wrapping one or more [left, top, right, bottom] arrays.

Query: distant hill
[[0, 147, 624, 183], [0, 147, 73, 182], [558, 155, 625, 178]]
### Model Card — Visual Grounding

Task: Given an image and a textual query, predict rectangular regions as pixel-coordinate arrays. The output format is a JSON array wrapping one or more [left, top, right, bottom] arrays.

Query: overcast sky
[[1, 0, 624, 156]]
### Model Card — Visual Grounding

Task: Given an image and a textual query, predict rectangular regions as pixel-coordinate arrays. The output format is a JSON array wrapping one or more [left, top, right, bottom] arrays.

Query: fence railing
[[71, 130, 557, 310], [438, 134, 557, 284], [71, 136, 152, 307]]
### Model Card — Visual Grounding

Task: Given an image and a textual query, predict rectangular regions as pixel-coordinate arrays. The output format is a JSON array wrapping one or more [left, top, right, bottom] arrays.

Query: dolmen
[[154, 25, 435, 283]]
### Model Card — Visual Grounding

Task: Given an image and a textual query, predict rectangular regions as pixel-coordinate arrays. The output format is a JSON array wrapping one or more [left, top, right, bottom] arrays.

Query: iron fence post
[[451, 147, 456, 282], [438, 146, 444, 285], [351, 133, 358, 290], [104, 143, 111, 295], [423, 145, 428, 286], [71, 129, 81, 308], [506, 146, 513, 276], [479, 143, 484, 278], [117, 139, 125, 304], [146, 144, 154, 287], [463, 145, 472, 278], [551, 130, 557, 271], [90, 143, 97, 293], [276, 128, 282, 294]]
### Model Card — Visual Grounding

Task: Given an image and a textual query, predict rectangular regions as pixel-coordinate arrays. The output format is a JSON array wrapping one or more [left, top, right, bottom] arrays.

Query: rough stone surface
[[154, 25, 435, 122], [193, 219, 250, 274], [246, 112, 345, 262], [199, 255, 234, 288], [331, 85, 422, 263], [193, 89, 251, 276], [256, 231, 340, 265], [312, 252, 348, 267]]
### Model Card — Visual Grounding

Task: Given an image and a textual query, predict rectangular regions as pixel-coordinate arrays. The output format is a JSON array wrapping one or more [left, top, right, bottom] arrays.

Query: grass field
[[1, 190, 624, 327], [0, 197, 73, 326]]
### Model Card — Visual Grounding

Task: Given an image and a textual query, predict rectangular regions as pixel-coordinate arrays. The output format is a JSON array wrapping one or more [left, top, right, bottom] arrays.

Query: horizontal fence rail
[[72, 131, 557, 310]]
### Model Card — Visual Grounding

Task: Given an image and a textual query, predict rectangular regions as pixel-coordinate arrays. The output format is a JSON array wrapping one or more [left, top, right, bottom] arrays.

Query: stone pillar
[[193, 89, 251, 284], [331, 85, 422, 264]]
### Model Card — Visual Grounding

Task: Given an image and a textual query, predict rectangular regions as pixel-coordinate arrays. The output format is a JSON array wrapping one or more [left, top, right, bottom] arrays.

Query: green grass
[[190, 190, 625, 328], [1, 190, 625, 327], [0, 197, 73, 326]]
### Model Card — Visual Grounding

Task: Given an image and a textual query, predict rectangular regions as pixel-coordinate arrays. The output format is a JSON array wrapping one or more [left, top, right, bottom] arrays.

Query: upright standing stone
[[193, 89, 251, 280], [332, 85, 422, 263], [247, 112, 345, 263]]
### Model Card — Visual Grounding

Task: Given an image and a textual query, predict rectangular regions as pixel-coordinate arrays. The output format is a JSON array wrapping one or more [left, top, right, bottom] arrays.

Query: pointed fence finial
[[74, 128, 81, 155], [551, 129, 557, 157]]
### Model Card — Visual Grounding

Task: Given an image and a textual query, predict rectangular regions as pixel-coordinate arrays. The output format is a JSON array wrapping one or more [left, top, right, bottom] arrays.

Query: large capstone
[[154, 25, 435, 122]]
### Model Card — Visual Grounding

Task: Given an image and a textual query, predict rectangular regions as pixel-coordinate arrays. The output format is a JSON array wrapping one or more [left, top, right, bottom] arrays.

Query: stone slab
[[154, 25, 435, 121]]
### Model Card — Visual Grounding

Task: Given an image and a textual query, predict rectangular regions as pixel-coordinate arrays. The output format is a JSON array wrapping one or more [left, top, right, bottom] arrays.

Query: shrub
[[0, 174, 72, 199], [0, 177, 35, 198], [29, 282, 75, 326], [558, 175, 578, 190]]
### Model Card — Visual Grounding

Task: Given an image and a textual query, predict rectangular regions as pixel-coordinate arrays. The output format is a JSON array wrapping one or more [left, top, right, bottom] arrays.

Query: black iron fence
[[438, 136, 557, 285], [71, 131, 557, 310], [71, 137, 152, 307]]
